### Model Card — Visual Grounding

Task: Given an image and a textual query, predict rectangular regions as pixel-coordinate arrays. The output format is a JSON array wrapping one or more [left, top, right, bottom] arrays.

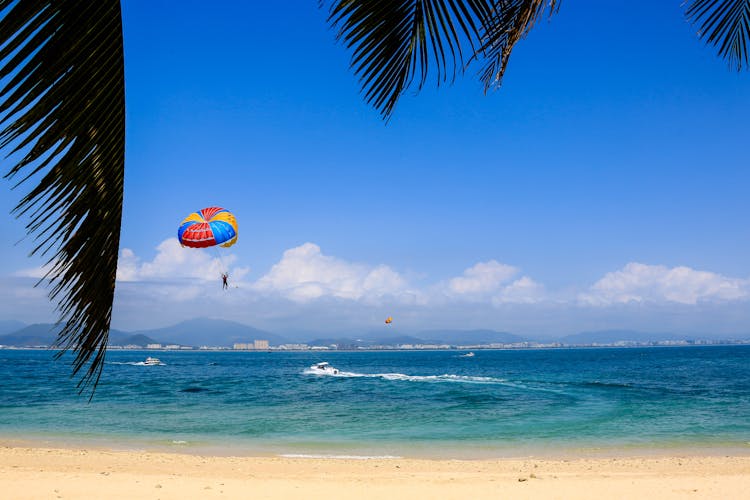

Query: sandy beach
[[1, 446, 748, 499]]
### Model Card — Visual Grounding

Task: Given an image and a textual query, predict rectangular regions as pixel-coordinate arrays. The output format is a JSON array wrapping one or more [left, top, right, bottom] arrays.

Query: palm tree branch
[[474, 0, 560, 91], [686, 0, 750, 70], [326, 0, 494, 119], [0, 0, 125, 395]]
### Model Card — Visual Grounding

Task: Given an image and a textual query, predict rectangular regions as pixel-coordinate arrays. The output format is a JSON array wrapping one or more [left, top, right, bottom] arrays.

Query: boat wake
[[364, 373, 506, 385], [304, 366, 507, 385], [109, 360, 166, 366]]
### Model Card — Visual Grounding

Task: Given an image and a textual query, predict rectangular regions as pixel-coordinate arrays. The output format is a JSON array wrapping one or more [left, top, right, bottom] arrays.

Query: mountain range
[[0, 318, 287, 348], [0, 319, 26, 336], [0, 323, 157, 348], [0, 318, 746, 348], [128, 318, 287, 347]]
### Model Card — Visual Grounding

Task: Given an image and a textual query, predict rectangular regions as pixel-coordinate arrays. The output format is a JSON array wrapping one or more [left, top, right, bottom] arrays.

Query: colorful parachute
[[178, 207, 238, 248], [385, 316, 393, 325]]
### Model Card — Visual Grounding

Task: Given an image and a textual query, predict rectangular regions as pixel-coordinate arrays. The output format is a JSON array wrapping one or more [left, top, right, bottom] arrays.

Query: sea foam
[[304, 367, 507, 384]]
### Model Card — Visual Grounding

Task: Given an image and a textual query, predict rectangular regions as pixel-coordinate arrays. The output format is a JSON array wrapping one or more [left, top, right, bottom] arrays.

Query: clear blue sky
[[1, 1, 748, 337]]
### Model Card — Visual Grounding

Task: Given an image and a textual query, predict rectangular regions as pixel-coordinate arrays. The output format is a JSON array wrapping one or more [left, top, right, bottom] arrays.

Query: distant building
[[278, 343, 309, 350], [254, 339, 269, 350], [233, 343, 249, 350], [147, 343, 162, 349]]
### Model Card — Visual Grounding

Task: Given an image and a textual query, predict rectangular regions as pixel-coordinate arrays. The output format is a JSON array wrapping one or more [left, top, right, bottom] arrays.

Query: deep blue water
[[0, 346, 749, 458]]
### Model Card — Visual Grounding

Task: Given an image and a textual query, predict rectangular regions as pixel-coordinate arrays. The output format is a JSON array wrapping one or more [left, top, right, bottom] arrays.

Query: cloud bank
[[579, 262, 749, 306], [6, 239, 749, 334], [110, 240, 749, 309], [251, 242, 408, 303], [117, 238, 250, 282], [444, 260, 545, 304]]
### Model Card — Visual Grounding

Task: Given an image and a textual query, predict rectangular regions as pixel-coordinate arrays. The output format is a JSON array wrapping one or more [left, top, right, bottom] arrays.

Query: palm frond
[[686, 0, 750, 70], [476, 0, 560, 91], [0, 0, 125, 395], [326, 0, 495, 119]]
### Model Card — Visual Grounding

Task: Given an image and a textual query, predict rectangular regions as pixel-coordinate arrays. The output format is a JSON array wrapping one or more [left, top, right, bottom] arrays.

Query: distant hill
[[4, 319, 742, 350], [1, 323, 132, 347], [109, 333, 161, 347], [559, 330, 696, 345], [307, 335, 430, 348], [0, 323, 61, 346], [0, 318, 285, 348], [131, 317, 287, 347], [417, 329, 528, 345], [0, 320, 25, 336], [375, 335, 435, 345], [306, 331, 528, 348]]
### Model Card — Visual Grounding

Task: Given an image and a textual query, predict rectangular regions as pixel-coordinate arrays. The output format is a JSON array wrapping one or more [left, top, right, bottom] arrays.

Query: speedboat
[[309, 361, 339, 374], [144, 356, 162, 365], [460, 352, 475, 357]]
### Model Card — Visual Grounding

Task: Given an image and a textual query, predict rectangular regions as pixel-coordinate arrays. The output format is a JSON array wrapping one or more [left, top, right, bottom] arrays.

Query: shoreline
[[1, 444, 749, 499], [4, 435, 750, 461]]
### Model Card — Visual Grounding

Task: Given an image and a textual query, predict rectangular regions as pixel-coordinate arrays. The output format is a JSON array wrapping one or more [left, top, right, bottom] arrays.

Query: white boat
[[144, 356, 162, 365], [309, 361, 339, 374], [460, 352, 475, 357]]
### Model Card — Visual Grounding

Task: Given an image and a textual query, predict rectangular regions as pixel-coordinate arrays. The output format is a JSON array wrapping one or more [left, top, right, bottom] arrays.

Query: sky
[[1, 1, 749, 338]]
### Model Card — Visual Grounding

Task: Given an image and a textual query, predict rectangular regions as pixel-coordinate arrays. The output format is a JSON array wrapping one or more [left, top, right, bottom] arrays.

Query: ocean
[[1, 346, 749, 458]]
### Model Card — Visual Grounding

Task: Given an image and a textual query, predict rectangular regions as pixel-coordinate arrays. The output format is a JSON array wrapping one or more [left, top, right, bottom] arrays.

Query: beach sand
[[1, 445, 749, 499]]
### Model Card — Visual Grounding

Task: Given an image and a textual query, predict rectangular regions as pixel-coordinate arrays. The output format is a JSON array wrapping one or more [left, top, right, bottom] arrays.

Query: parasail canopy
[[178, 207, 238, 248], [385, 316, 393, 325]]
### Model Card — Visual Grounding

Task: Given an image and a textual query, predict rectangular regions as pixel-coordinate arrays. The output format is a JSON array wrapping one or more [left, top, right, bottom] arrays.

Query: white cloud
[[443, 260, 545, 304], [116, 238, 249, 283], [580, 262, 749, 305], [251, 243, 409, 303], [13, 262, 53, 279], [448, 260, 518, 295], [493, 276, 546, 304]]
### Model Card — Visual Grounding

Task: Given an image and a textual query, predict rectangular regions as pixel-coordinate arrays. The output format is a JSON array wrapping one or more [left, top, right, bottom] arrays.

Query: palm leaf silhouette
[[686, 0, 750, 71], [475, 0, 559, 91], [0, 0, 124, 394], [326, 0, 496, 119], [327, 0, 748, 118]]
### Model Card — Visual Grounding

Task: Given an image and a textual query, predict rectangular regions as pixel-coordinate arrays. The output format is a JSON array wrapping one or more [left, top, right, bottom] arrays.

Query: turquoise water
[[1, 346, 749, 458]]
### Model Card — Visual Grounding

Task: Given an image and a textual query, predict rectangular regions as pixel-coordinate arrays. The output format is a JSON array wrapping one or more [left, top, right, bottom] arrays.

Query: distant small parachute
[[385, 316, 393, 325], [178, 207, 238, 248]]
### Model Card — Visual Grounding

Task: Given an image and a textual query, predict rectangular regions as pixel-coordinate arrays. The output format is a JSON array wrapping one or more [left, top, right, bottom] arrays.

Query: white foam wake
[[375, 373, 503, 384], [109, 361, 166, 366], [304, 368, 506, 385]]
